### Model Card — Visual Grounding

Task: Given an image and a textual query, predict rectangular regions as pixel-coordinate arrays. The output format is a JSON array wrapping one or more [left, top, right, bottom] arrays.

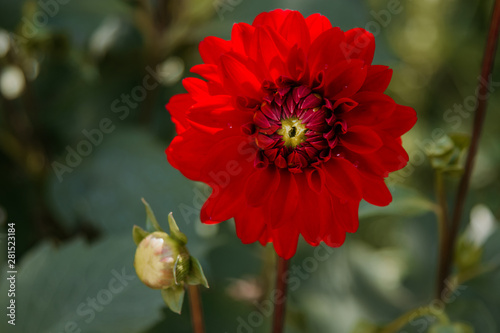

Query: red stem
[[271, 255, 289, 333], [188, 285, 205, 333], [436, 0, 500, 297]]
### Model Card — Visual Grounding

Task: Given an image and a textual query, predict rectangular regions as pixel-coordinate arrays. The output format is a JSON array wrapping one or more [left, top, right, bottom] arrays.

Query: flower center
[[277, 117, 307, 148], [250, 82, 350, 172]]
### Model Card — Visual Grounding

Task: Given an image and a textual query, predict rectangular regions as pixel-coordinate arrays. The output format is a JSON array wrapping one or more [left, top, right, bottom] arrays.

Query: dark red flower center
[[252, 83, 353, 173]]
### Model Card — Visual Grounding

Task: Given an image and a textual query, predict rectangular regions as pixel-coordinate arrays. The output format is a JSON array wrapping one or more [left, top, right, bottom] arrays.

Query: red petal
[[295, 174, 329, 245], [305, 13, 332, 41], [375, 132, 410, 172], [220, 54, 262, 100], [287, 45, 308, 82], [188, 108, 253, 131], [322, 157, 363, 201], [323, 59, 368, 100], [252, 9, 290, 30], [259, 227, 271, 246], [166, 130, 215, 181], [267, 172, 299, 229], [182, 78, 209, 102], [343, 28, 375, 65], [340, 125, 383, 154], [279, 11, 310, 51], [201, 188, 243, 224], [376, 104, 417, 138], [307, 28, 345, 76], [231, 22, 255, 56], [189, 95, 233, 113], [360, 172, 392, 206], [252, 27, 290, 81], [323, 204, 347, 248], [331, 196, 359, 233], [200, 137, 254, 223], [343, 92, 396, 126], [190, 64, 221, 83], [199, 36, 231, 65], [269, 224, 300, 259], [245, 167, 280, 207], [166, 94, 194, 134], [306, 167, 324, 193], [360, 65, 393, 93], [234, 206, 266, 244], [187, 95, 252, 132]]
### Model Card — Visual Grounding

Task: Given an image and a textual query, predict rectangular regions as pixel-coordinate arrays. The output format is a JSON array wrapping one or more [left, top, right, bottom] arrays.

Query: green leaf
[[186, 257, 209, 288], [359, 185, 438, 220], [168, 212, 188, 244], [0, 236, 165, 333], [46, 129, 211, 258], [132, 225, 150, 246], [161, 285, 185, 314], [142, 198, 164, 233]]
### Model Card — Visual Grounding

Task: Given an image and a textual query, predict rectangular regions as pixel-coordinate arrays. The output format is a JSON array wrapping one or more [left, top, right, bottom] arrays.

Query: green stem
[[271, 255, 289, 333], [436, 0, 500, 296], [435, 170, 450, 299]]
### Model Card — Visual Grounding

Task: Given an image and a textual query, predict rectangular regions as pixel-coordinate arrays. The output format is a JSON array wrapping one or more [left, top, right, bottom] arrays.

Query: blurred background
[[0, 0, 499, 332]]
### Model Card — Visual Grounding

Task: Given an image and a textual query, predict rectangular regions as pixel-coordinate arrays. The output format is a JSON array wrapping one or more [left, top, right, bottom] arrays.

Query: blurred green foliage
[[0, 0, 499, 332]]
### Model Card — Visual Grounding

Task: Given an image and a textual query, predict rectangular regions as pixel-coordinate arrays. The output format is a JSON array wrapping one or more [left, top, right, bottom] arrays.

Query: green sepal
[[426, 133, 470, 173], [429, 322, 474, 333], [186, 257, 209, 288], [161, 285, 185, 314], [168, 212, 188, 244], [132, 225, 150, 246], [141, 198, 164, 233], [174, 253, 191, 285]]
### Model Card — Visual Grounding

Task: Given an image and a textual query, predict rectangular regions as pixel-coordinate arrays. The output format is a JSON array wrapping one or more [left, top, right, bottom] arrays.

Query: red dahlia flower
[[166, 9, 416, 259]]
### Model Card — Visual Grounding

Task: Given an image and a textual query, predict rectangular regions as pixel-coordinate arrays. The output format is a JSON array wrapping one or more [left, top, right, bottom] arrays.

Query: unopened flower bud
[[134, 231, 190, 289]]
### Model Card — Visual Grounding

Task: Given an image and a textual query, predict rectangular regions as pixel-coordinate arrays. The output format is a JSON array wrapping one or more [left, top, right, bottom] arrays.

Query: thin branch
[[188, 285, 205, 333], [271, 255, 289, 333], [436, 0, 500, 296]]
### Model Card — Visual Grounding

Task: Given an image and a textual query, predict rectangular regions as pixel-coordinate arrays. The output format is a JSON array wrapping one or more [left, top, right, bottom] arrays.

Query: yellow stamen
[[277, 117, 307, 148]]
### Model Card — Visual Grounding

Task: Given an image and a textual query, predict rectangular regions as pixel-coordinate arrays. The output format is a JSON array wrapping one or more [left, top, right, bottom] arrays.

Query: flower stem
[[435, 170, 450, 299], [436, 0, 500, 297], [271, 255, 289, 333], [188, 285, 205, 333]]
